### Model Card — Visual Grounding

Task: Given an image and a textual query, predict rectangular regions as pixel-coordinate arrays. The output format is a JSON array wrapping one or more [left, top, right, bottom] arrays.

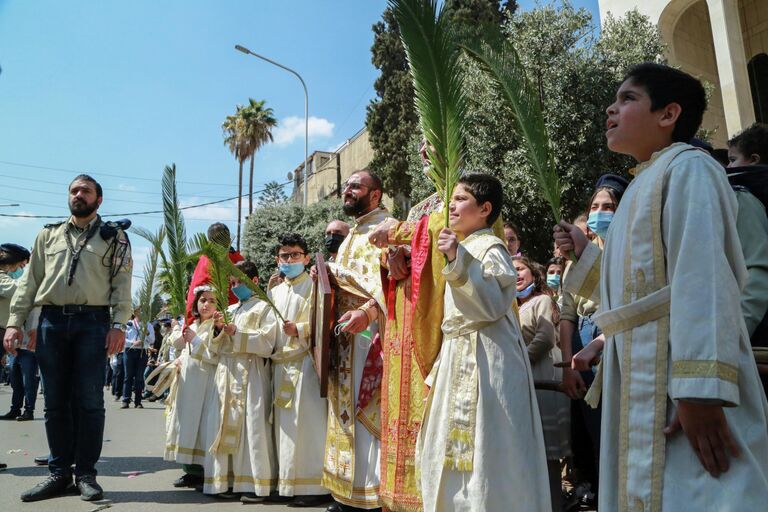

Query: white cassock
[[164, 319, 221, 465], [416, 229, 551, 512], [269, 272, 328, 496], [565, 143, 768, 511], [202, 297, 277, 495]]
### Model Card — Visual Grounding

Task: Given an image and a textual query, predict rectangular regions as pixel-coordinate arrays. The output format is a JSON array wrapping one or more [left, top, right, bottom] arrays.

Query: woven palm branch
[[132, 226, 166, 340], [161, 164, 190, 318], [391, 0, 467, 226], [460, 32, 562, 222], [188, 234, 285, 323]]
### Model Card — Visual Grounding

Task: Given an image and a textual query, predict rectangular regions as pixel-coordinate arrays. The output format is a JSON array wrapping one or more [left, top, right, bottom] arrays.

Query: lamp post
[[235, 44, 309, 206]]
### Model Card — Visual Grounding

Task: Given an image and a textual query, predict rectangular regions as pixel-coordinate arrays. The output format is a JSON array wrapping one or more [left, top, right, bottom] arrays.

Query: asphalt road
[[0, 385, 326, 512]]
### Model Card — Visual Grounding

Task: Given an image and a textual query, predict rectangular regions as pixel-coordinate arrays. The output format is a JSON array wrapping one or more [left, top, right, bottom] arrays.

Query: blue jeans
[[111, 352, 124, 396], [10, 349, 38, 413], [122, 348, 148, 404], [35, 306, 110, 478]]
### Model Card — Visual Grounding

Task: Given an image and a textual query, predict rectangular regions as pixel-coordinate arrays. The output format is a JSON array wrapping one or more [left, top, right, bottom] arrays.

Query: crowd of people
[[2, 62, 768, 512]]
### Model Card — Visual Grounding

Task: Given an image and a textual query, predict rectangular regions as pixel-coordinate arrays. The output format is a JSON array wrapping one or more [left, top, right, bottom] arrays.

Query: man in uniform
[[3, 174, 132, 502]]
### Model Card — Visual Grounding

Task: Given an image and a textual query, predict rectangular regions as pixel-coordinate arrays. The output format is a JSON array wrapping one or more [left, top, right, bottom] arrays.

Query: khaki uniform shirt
[[7, 215, 133, 327], [0, 270, 19, 328]]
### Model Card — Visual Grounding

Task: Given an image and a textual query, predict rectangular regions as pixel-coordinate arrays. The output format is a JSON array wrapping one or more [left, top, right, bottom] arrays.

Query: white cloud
[[180, 198, 239, 223], [118, 183, 138, 192], [273, 116, 335, 146]]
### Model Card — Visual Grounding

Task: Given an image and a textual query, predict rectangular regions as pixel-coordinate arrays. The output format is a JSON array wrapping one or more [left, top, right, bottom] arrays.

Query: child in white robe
[[556, 63, 768, 511], [417, 173, 551, 512], [202, 261, 277, 500]]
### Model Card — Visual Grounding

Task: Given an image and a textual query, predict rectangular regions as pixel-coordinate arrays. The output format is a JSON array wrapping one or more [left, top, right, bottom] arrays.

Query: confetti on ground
[[7, 449, 21, 454], [120, 470, 147, 478], [88, 504, 112, 512]]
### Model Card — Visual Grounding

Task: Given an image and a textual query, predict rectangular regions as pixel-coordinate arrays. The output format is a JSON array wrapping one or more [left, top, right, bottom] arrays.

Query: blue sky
[[0, 0, 599, 295]]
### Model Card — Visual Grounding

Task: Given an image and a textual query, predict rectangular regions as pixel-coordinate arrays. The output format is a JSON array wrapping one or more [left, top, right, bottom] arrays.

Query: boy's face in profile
[[448, 184, 491, 235], [606, 79, 676, 162]]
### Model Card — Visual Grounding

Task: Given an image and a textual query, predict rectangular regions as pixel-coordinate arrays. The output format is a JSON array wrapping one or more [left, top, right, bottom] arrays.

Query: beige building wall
[[599, 0, 765, 147], [291, 127, 392, 209]]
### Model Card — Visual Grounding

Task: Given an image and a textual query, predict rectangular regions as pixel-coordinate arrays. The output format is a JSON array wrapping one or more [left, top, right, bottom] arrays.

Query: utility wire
[[0, 159, 240, 187], [0, 180, 291, 219]]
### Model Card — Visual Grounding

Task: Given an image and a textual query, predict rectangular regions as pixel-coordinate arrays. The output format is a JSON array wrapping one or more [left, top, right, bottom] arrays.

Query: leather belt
[[43, 305, 109, 315]]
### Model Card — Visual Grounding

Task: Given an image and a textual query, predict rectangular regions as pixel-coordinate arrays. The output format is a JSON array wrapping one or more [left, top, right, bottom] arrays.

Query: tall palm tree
[[222, 107, 249, 251], [241, 99, 277, 214]]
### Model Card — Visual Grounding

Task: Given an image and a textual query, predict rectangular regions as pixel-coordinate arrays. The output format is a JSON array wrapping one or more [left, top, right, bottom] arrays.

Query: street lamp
[[235, 44, 309, 206]]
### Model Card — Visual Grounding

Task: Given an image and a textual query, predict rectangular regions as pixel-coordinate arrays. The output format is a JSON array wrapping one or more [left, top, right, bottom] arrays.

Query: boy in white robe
[[202, 261, 278, 501], [268, 233, 331, 507], [418, 173, 551, 512], [555, 63, 768, 511]]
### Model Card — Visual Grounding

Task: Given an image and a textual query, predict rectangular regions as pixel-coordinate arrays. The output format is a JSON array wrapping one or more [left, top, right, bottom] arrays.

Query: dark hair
[[728, 123, 768, 164], [70, 174, 103, 198], [546, 256, 565, 270], [0, 243, 30, 265], [457, 173, 504, 226], [274, 233, 309, 256], [623, 63, 706, 143], [503, 221, 520, 239], [355, 169, 383, 192], [711, 148, 729, 168], [513, 255, 545, 294], [236, 260, 259, 280], [585, 186, 620, 216], [207, 223, 231, 247], [191, 288, 215, 319]]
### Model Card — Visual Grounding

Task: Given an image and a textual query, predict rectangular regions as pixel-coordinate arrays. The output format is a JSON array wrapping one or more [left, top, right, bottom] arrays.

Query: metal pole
[[235, 45, 309, 206]]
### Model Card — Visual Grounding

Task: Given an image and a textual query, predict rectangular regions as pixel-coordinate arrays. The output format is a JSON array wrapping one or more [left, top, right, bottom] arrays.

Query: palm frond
[[460, 32, 562, 221], [131, 227, 166, 339], [391, 0, 467, 225], [161, 164, 190, 318], [188, 234, 285, 323]]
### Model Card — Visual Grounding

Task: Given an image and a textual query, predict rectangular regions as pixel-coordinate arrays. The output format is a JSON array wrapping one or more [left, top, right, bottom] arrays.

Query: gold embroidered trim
[[599, 298, 671, 338], [203, 475, 276, 485], [165, 444, 205, 457], [577, 256, 601, 304], [671, 360, 738, 383]]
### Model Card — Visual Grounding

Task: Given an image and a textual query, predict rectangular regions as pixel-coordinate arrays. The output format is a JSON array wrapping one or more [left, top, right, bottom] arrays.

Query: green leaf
[[461, 30, 562, 222], [161, 164, 190, 318], [391, 0, 467, 225]]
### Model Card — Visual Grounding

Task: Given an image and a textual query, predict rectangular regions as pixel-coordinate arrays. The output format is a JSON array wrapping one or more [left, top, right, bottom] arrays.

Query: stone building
[[599, 0, 768, 147], [290, 127, 393, 208]]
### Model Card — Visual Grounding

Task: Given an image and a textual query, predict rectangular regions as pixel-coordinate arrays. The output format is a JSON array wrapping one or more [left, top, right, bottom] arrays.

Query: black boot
[[16, 410, 33, 421], [1, 409, 21, 420], [75, 475, 103, 501]]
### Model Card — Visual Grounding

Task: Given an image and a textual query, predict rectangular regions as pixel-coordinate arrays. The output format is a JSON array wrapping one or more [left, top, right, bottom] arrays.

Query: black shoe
[[172, 473, 203, 488], [0, 462, 7, 470], [33, 456, 49, 466], [1, 409, 21, 420], [241, 493, 266, 503], [75, 475, 103, 501], [120, 402, 129, 409], [113, 395, 121, 402], [147, 396, 158, 402], [289, 494, 334, 507], [214, 489, 239, 500], [134, 403, 143, 409], [20, 474, 74, 502], [16, 410, 33, 421]]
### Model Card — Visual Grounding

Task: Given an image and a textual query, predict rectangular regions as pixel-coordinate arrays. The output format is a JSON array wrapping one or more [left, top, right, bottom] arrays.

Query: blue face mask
[[587, 211, 614, 239], [231, 283, 253, 302], [516, 282, 535, 299], [546, 274, 561, 289], [8, 267, 24, 279], [279, 262, 305, 280]]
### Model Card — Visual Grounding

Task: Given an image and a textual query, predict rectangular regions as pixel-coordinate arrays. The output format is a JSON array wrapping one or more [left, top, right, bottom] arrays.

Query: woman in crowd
[[515, 255, 570, 511], [559, 174, 628, 506]]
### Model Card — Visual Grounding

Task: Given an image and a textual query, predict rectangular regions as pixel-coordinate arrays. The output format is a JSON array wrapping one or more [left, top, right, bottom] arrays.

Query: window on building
[[748, 53, 768, 123]]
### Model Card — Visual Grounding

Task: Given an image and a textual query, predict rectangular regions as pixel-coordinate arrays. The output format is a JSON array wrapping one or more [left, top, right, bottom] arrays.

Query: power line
[[0, 159, 241, 187], [0, 180, 291, 219]]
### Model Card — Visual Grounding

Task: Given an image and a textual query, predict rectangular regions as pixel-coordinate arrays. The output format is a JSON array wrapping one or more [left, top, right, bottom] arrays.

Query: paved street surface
[[0, 385, 326, 512]]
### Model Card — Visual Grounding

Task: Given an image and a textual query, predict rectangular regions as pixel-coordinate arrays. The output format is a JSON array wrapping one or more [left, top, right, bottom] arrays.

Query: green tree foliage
[[366, 6, 419, 201], [367, 0, 513, 207], [242, 199, 346, 282], [405, 5, 664, 263], [257, 180, 288, 207]]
